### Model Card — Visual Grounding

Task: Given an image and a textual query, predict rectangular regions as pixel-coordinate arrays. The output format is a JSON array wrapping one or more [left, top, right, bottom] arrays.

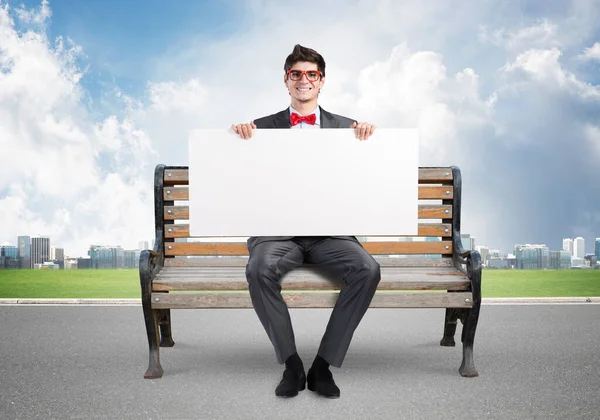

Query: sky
[[1, 0, 599, 258]]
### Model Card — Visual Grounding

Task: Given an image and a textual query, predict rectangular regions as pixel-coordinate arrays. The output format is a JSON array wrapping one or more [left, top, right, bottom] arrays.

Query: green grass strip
[[0, 269, 598, 299]]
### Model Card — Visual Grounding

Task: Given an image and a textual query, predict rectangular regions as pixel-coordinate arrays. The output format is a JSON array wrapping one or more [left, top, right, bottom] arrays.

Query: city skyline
[[2, 232, 598, 261], [1, 1, 599, 259]]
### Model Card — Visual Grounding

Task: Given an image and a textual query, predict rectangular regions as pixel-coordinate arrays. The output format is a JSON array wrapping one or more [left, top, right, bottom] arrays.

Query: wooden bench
[[139, 164, 482, 379]]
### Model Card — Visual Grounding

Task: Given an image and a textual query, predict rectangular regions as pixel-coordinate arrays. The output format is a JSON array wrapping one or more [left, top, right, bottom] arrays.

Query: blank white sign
[[188, 128, 419, 237]]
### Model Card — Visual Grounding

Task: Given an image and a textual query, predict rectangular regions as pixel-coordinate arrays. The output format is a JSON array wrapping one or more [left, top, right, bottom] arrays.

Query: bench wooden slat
[[162, 257, 455, 268], [164, 241, 452, 256], [163, 186, 454, 201], [164, 204, 453, 221], [150, 291, 473, 309], [164, 223, 452, 239], [153, 266, 469, 291], [163, 167, 454, 186]]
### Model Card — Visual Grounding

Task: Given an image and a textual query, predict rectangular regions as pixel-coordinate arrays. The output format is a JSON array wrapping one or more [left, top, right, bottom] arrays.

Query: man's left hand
[[350, 122, 376, 141]]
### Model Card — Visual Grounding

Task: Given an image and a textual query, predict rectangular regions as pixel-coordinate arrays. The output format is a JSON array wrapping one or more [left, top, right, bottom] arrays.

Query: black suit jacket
[[247, 106, 361, 252]]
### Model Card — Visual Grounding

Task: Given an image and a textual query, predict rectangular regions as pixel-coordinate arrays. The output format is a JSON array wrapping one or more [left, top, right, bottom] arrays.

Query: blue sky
[[1, 0, 599, 257], [13, 0, 243, 112]]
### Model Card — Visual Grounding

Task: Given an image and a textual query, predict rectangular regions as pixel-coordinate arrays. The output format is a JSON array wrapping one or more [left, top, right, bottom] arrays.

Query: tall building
[[31, 237, 51, 267], [138, 241, 149, 251], [1, 245, 18, 259], [595, 238, 600, 259], [562, 238, 573, 254], [77, 258, 91, 269], [549, 251, 572, 269], [514, 244, 549, 269], [475, 246, 489, 265], [0, 246, 19, 269], [18, 236, 31, 268], [88, 245, 125, 269], [51, 247, 65, 261], [573, 237, 585, 259], [124, 250, 141, 268], [461, 234, 475, 250], [584, 254, 598, 268]]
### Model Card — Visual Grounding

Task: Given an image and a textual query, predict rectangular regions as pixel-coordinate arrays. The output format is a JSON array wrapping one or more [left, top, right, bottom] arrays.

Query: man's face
[[284, 61, 325, 104]]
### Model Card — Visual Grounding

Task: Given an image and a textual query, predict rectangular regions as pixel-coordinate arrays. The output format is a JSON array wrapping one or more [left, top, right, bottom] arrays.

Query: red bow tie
[[290, 112, 316, 126]]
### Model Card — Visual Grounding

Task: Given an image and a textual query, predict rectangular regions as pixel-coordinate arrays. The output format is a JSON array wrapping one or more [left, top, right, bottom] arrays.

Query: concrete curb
[[0, 297, 598, 306], [0, 298, 141, 305], [482, 297, 598, 304]]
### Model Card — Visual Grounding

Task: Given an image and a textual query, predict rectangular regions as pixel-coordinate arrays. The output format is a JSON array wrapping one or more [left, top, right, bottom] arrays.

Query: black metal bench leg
[[143, 305, 164, 379], [158, 309, 175, 347], [459, 303, 480, 377], [459, 255, 482, 378], [440, 308, 460, 347], [140, 250, 164, 379]]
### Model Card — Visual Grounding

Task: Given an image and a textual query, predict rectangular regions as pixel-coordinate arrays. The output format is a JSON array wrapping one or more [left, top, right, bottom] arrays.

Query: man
[[231, 44, 380, 399]]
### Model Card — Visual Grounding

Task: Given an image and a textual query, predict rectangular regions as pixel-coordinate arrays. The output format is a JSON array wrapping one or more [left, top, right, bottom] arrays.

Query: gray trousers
[[245, 237, 381, 368]]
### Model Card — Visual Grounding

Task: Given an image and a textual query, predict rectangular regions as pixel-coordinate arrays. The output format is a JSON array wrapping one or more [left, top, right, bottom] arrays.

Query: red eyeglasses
[[287, 69, 323, 82]]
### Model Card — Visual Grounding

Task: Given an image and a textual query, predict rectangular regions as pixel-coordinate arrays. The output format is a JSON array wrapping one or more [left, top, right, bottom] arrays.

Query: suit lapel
[[319, 106, 337, 128], [273, 109, 291, 128]]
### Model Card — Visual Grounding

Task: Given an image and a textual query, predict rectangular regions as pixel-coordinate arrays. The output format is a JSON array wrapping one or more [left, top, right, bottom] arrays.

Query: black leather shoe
[[275, 368, 306, 398], [307, 367, 340, 398]]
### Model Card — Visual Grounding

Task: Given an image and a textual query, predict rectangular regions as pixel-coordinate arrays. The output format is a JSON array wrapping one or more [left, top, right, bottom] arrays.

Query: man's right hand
[[231, 122, 257, 139]]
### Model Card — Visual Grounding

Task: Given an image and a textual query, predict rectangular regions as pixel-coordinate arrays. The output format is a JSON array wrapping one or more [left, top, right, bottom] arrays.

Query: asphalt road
[[1, 304, 599, 420]]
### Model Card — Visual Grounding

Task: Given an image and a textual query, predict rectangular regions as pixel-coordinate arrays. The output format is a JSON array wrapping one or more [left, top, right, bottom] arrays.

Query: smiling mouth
[[296, 87, 312, 92]]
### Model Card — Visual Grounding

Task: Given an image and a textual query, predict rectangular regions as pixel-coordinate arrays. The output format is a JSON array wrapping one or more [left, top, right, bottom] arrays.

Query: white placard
[[188, 128, 419, 237]]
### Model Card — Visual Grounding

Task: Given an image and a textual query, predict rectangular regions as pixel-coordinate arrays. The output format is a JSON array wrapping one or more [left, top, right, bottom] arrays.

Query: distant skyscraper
[[514, 244, 549, 269], [475, 246, 489, 265], [88, 245, 125, 269], [595, 238, 600, 259], [0, 245, 18, 259], [124, 250, 141, 268], [562, 238, 573, 254], [573, 237, 585, 259], [18, 236, 31, 268], [31, 237, 51, 266], [460, 234, 475, 250], [549, 251, 572, 269]]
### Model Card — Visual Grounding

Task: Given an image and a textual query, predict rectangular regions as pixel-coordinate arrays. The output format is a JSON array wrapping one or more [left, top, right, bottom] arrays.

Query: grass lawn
[[482, 269, 600, 297], [0, 269, 140, 298], [0, 269, 598, 299]]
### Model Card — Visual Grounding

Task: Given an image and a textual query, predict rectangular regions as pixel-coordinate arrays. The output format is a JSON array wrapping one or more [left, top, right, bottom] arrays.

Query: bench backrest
[[152, 165, 464, 268]]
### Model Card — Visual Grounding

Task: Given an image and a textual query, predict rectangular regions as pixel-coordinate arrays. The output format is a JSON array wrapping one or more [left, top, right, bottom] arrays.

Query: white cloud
[[479, 19, 560, 51], [501, 48, 600, 99], [345, 45, 492, 163], [578, 42, 600, 60], [13, 0, 50, 26], [148, 78, 207, 113], [503, 48, 568, 84], [584, 124, 600, 159], [0, 2, 156, 256]]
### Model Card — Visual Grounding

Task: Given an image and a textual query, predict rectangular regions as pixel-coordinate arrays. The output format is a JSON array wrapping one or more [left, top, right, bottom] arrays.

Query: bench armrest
[[139, 232, 165, 298]]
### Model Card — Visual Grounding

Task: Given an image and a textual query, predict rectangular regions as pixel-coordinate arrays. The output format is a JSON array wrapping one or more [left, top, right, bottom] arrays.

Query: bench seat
[[154, 265, 469, 292], [151, 262, 472, 309]]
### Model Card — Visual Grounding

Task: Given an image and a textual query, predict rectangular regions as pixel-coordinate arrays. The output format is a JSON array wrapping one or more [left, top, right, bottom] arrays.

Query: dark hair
[[284, 44, 326, 78]]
